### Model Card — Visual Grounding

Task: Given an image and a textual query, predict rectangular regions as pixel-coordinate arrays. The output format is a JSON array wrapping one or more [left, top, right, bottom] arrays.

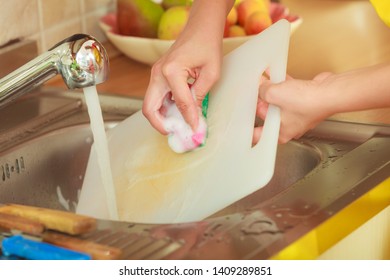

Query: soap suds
[[161, 94, 207, 153]]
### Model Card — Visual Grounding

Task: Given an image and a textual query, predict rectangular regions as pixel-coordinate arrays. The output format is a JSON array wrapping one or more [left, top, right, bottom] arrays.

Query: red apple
[[224, 6, 238, 37], [244, 11, 272, 35], [237, 0, 269, 27], [117, 0, 164, 38], [226, 6, 238, 26]]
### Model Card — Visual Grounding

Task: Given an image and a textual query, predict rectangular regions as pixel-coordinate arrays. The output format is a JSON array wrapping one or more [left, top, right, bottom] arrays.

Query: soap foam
[[161, 95, 207, 153]]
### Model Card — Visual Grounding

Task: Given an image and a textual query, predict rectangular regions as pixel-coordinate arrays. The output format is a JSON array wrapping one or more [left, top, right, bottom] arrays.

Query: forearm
[[320, 63, 390, 116], [178, 0, 235, 47], [144, 0, 236, 134]]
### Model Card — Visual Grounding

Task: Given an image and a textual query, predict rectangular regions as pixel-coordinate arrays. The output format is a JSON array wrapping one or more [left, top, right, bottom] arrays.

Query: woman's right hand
[[142, 0, 235, 134], [142, 30, 222, 134]]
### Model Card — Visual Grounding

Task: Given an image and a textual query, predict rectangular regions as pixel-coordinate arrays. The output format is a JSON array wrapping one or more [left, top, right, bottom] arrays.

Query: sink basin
[[0, 88, 389, 259], [0, 89, 320, 214], [0, 116, 321, 214]]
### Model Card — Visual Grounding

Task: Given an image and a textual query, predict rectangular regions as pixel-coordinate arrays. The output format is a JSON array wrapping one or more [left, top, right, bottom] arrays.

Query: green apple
[[117, 0, 164, 38], [157, 6, 190, 40], [161, 0, 193, 9]]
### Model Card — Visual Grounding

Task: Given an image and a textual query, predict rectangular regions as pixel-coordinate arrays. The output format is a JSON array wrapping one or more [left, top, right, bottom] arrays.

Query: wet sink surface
[[0, 88, 389, 259], [0, 121, 321, 213], [0, 89, 320, 214]]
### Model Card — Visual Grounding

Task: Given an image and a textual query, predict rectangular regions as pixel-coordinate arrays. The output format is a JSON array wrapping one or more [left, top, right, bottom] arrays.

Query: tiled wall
[[0, 0, 116, 53]]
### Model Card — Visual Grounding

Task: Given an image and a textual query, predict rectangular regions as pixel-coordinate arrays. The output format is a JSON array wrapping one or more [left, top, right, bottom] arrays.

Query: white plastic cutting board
[[77, 20, 291, 224]]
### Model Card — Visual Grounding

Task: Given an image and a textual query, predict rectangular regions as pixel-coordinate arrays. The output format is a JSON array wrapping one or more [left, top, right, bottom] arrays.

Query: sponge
[[162, 93, 209, 153]]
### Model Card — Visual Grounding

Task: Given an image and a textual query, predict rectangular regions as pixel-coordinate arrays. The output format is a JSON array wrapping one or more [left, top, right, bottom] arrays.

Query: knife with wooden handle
[[0, 228, 122, 260], [0, 205, 123, 260], [0, 212, 44, 236], [42, 231, 122, 260], [0, 204, 96, 235]]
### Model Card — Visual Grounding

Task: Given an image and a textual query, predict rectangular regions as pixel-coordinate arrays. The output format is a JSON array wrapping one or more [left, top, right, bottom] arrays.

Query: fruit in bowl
[[117, 0, 164, 38], [100, 0, 302, 65], [157, 5, 191, 40]]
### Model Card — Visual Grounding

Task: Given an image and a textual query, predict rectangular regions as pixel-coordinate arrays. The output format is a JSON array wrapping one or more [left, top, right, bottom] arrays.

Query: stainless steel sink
[[0, 88, 389, 259]]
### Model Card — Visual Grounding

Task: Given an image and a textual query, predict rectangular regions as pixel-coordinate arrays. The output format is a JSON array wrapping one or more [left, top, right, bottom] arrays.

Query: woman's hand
[[142, 31, 222, 134], [142, 0, 235, 134], [254, 72, 334, 144]]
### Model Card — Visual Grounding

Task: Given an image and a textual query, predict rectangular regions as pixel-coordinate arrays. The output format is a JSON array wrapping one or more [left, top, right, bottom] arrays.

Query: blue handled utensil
[[1, 235, 91, 260]]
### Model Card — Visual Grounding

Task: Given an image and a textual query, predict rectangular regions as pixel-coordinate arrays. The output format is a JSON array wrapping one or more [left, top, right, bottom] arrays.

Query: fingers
[[259, 69, 292, 106], [143, 61, 205, 134], [166, 62, 220, 131], [257, 70, 293, 144], [163, 66, 200, 131], [253, 123, 295, 145], [252, 126, 263, 145], [142, 64, 171, 135], [257, 70, 329, 144], [191, 61, 221, 105], [256, 99, 268, 120], [191, 68, 219, 107], [142, 86, 169, 135], [258, 77, 274, 104]]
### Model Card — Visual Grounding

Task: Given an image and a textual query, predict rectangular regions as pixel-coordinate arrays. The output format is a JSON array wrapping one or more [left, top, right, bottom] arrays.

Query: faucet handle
[[53, 34, 109, 89]]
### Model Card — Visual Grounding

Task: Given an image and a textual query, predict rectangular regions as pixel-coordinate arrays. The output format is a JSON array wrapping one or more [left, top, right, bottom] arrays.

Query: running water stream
[[83, 86, 118, 220]]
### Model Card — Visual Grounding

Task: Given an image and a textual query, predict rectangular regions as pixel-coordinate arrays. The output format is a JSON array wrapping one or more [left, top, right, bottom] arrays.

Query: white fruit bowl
[[100, 3, 302, 66]]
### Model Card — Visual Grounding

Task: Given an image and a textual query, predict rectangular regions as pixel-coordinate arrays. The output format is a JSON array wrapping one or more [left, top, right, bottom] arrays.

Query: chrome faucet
[[0, 34, 109, 109]]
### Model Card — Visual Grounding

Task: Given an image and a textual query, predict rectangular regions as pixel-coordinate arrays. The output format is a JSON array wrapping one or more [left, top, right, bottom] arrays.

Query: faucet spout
[[0, 34, 109, 109]]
